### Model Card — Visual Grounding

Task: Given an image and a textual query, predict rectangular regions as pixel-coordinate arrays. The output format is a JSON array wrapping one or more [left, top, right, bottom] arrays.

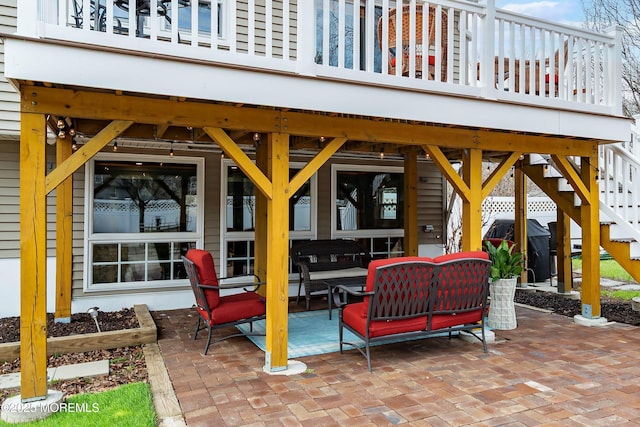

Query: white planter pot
[[487, 277, 518, 330]]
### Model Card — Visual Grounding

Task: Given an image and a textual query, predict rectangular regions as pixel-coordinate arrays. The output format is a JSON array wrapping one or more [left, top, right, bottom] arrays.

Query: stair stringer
[[523, 164, 640, 284]]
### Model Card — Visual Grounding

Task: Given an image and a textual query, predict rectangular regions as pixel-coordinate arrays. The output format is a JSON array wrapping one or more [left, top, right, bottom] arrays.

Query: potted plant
[[484, 239, 524, 330], [485, 239, 523, 281]]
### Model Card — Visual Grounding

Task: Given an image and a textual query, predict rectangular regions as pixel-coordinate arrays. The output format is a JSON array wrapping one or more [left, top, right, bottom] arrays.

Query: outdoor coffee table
[[324, 276, 367, 320]]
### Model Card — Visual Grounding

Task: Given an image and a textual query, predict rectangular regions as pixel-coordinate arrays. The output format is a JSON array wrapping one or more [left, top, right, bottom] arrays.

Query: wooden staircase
[[522, 153, 640, 284]]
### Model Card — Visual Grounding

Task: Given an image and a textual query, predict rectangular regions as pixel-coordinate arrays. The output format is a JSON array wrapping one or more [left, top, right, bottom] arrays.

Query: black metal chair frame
[[182, 255, 266, 355]]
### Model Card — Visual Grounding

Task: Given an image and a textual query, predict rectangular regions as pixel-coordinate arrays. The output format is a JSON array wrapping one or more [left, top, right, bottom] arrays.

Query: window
[[85, 154, 204, 291], [332, 164, 404, 259], [221, 160, 316, 277], [177, 0, 224, 37], [315, 0, 382, 71]]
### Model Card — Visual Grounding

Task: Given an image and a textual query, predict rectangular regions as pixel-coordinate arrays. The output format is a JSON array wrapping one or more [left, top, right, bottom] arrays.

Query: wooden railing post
[[296, 0, 316, 76], [481, 0, 496, 99], [607, 25, 624, 116]]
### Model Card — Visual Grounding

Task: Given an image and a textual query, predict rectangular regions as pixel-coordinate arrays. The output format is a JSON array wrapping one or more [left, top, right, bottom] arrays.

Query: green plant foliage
[[484, 240, 524, 281]]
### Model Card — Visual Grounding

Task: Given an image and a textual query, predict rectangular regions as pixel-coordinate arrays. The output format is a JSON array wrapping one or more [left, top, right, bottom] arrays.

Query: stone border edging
[[143, 343, 186, 427]]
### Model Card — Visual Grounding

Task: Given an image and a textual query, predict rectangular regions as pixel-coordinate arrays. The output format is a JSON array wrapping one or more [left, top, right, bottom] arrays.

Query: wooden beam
[[22, 86, 601, 157], [514, 164, 528, 283], [20, 112, 48, 400], [551, 155, 590, 203], [556, 209, 573, 293], [265, 133, 290, 372], [54, 134, 73, 322], [482, 152, 521, 199], [203, 127, 273, 200], [254, 141, 269, 299], [45, 120, 134, 194], [579, 153, 601, 318], [423, 145, 470, 202], [461, 149, 483, 251], [155, 124, 169, 139], [404, 151, 419, 256], [288, 137, 346, 195], [23, 87, 283, 136]]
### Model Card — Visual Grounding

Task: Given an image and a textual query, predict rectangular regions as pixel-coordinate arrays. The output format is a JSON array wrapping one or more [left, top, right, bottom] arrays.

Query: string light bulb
[[113, 141, 118, 152], [319, 136, 326, 143], [57, 118, 65, 129], [253, 132, 261, 143], [379, 147, 385, 159], [169, 143, 174, 157]]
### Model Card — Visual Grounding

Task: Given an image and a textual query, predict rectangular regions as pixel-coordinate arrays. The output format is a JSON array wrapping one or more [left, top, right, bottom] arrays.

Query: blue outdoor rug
[[237, 309, 448, 358]]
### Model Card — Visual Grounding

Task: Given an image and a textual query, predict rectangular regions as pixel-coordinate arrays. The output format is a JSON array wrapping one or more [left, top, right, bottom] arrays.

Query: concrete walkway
[[153, 300, 640, 426]]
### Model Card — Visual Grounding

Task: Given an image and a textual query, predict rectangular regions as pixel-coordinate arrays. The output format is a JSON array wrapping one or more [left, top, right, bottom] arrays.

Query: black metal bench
[[291, 239, 370, 310]]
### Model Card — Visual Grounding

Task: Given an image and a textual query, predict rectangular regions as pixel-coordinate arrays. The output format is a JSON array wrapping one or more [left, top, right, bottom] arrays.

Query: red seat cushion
[[198, 292, 265, 325], [431, 309, 483, 330], [343, 303, 427, 338], [186, 249, 221, 309]]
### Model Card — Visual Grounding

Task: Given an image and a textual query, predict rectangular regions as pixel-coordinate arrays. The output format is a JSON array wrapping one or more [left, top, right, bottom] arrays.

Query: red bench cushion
[[431, 309, 483, 330], [343, 302, 427, 338], [433, 250, 488, 263], [362, 256, 433, 317]]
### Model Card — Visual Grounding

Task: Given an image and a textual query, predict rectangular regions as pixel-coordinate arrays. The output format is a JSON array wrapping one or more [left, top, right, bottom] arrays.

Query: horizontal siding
[[416, 161, 446, 249], [0, 0, 19, 136], [0, 142, 57, 258]]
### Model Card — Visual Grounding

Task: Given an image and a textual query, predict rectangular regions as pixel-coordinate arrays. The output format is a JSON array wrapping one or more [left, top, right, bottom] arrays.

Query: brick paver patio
[[153, 301, 640, 426]]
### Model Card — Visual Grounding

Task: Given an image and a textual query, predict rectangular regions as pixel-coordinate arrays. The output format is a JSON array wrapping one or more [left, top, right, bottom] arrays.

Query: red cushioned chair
[[182, 249, 266, 355]]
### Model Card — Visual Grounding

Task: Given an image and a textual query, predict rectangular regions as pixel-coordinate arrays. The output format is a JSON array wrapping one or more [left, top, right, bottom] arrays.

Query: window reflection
[[336, 171, 403, 230], [226, 166, 311, 232], [93, 161, 197, 233]]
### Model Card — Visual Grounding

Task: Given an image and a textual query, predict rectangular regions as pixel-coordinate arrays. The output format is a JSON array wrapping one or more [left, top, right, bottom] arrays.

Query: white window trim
[[83, 152, 205, 292], [330, 163, 404, 240], [219, 158, 318, 278]]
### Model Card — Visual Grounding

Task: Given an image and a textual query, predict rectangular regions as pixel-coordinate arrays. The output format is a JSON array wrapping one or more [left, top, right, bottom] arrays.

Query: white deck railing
[[26, 0, 621, 115], [598, 135, 640, 245]]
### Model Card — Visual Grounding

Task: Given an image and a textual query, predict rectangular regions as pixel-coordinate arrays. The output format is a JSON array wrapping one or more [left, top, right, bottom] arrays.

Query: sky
[[495, 0, 588, 27]]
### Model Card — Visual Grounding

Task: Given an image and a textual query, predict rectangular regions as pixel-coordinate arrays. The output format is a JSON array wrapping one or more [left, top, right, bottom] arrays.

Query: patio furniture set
[[183, 241, 493, 371]]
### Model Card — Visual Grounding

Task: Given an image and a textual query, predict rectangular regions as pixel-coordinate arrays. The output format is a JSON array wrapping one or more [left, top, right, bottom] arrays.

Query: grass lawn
[[0, 382, 155, 427], [572, 258, 640, 301]]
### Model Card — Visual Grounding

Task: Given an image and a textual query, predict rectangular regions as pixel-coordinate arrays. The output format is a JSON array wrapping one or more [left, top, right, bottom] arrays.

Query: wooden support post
[[579, 152, 601, 318], [264, 133, 290, 372], [461, 149, 483, 251], [404, 151, 418, 256], [556, 209, 573, 294], [254, 141, 269, 298], [54, 134, 73, 322], [20, 112, 48, 401], [514, 163, 528, 284]]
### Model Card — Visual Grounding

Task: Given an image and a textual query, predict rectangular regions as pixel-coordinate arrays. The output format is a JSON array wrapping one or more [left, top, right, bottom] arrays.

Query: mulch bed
[[0, 308, 147, 404], [514, 289, 640, 325]]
